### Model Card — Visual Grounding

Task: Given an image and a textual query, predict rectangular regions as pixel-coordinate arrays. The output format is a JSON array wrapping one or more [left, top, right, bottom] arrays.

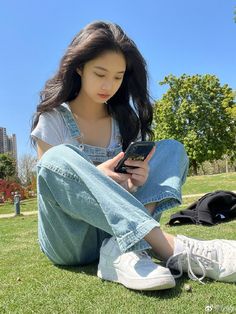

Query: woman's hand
[[97, 146, 155, 193], [124, 146, 156, 187], [97, 152, 132, 187]]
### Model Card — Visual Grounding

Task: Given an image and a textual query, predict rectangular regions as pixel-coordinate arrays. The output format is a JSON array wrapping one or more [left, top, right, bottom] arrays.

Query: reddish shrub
[[0, 179, 26, 202]]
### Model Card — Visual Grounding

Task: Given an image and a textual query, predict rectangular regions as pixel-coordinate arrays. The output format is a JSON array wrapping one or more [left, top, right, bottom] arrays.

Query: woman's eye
[[115, 77, 123, 80], [95, 73, 105, 78]]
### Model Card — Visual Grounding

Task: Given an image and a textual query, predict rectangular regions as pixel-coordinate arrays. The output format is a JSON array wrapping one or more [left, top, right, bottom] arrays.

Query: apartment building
[[0, 127, 17, 160]]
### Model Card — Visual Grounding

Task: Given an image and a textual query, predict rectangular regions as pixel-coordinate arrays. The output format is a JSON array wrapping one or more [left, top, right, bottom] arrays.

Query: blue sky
[[1, 0, 235, 158]]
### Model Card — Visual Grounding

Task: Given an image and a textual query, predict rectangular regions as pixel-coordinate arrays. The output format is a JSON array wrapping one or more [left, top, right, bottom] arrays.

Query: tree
[[18, 154, 37, 186], [153, 74, 236, 175], [0, 154, 17, 179]]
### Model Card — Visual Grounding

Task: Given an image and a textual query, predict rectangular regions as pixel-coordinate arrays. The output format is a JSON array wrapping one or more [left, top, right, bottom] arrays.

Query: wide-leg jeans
[[37, 140, 189, 265]]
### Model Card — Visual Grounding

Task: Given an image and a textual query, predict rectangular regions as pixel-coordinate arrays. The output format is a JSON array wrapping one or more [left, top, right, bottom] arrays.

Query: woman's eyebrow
[[94, 66, 125, 74]]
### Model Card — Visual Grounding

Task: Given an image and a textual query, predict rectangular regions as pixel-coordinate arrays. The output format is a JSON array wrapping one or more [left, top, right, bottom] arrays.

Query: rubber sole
[[97, 267, 176, 291]]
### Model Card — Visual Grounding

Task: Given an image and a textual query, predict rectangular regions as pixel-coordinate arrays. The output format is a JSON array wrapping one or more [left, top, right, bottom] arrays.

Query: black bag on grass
[[168, 190, 236, 226]]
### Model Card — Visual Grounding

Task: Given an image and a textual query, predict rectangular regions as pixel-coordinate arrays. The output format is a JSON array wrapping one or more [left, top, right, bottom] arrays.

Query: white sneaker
[[166, 235, 236, 283], [97, 237, 175, 290]]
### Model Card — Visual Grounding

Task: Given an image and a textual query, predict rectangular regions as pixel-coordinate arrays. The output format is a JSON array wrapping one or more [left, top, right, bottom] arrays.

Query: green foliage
[[0, 154, 17, 179], [153, 74, 236, 174]]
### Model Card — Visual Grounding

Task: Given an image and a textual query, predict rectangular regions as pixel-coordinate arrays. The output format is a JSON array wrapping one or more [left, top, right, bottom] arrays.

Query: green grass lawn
[[0, 198, 38, 215], [0, 173, 236, 313], [182, 172, 236, 195]]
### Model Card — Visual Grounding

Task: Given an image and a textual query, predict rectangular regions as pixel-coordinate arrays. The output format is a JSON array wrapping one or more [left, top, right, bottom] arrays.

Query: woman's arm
[[36, 139, 53, 159]]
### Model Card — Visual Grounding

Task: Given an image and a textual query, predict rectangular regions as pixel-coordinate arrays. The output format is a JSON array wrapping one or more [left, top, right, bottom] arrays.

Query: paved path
[[1, 191, 235, 219], [0, 210, 37, 219], [183, 191, 236, 198]]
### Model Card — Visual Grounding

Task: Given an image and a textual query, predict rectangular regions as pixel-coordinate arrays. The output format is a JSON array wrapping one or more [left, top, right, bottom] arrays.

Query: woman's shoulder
[[31, 105, 69, 146], [39, 106, 64, 122], [38, 105, 71, 131]]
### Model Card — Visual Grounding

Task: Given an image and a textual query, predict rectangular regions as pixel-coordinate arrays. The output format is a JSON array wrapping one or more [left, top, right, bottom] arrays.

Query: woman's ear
[[76, 68, 82, 76]]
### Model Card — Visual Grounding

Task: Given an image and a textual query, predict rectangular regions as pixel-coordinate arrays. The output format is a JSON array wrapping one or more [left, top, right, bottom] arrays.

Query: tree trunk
[[225, 157, 229, 173], [192, 160, 198, 175]]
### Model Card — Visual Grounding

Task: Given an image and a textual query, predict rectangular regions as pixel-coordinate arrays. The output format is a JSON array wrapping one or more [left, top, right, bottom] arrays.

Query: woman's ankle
[[145, 202, 157, 215], [144, 228, 175, 261]]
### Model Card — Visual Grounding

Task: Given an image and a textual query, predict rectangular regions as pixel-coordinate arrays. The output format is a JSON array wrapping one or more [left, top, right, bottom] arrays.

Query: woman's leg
[[37, 143, 178, 290], [37, 144, 160, 265], [134, 140, 236, 283], [38, 143, 236, 286], [134, 139, 189, 221]]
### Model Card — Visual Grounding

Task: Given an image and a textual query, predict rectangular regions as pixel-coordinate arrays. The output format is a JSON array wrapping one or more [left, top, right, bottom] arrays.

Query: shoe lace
[[166, 242, 218, 284], [134, 251, 152, 261]]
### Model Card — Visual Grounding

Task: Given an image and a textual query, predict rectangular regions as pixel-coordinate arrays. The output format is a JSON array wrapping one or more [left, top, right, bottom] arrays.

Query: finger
[[112, 151, 125, 163], [127, 167, 149, 181], [130, 173, 146, 183], [111, 172, 132, 183], [124, 159, 146, 169], [131, 173, 144, 180], [145, 146, 156, 163], [126, 166, 147, 177]]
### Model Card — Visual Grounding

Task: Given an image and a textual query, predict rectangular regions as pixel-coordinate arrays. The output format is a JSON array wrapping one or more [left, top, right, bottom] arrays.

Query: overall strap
[[112, 118, 122, 147], [57, 104, 82, 140]]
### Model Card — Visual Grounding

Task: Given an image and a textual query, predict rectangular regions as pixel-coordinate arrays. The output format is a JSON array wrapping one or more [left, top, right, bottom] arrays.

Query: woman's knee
[[155, 139, 188, 162], [38, 144, 93, 174]]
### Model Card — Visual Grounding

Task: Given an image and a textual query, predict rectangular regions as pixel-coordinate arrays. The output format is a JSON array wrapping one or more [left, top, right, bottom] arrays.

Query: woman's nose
[[101, 80, 113, 91]]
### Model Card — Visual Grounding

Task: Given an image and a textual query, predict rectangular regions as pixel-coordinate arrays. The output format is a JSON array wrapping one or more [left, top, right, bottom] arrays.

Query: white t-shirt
[[31, 107, 121, 149]]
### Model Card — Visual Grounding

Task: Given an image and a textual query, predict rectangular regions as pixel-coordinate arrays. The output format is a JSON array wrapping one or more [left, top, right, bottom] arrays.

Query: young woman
[[31, 21, 236, 291]]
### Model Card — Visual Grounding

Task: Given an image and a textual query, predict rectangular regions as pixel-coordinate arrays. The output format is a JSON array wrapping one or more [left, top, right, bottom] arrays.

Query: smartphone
[[114, 141, 155, 173]]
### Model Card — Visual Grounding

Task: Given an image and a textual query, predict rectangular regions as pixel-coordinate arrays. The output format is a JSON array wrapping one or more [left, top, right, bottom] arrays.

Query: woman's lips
[[98, 93, 110, 99]]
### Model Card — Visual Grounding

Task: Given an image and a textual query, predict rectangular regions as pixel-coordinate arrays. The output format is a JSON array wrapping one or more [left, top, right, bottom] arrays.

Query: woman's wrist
[[129, 185, 138, 193]]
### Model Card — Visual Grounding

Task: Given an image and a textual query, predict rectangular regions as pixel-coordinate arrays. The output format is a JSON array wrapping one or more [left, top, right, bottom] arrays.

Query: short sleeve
[[31, 110, 66, 146]]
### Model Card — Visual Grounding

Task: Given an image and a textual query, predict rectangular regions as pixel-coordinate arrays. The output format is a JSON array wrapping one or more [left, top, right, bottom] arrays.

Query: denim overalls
[[37, 105, 189, 265], [57, 104, 124, 164]]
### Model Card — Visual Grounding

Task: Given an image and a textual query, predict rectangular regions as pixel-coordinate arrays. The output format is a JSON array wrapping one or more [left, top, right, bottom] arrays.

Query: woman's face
[[77, 51, 126, 103]]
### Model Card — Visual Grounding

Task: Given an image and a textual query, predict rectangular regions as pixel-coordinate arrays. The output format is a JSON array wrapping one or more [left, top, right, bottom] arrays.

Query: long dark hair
[[31, 21, 154, 149]]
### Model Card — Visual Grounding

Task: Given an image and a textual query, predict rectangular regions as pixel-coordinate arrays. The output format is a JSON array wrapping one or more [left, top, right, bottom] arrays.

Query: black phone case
[[114, 141, 155, 173]]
